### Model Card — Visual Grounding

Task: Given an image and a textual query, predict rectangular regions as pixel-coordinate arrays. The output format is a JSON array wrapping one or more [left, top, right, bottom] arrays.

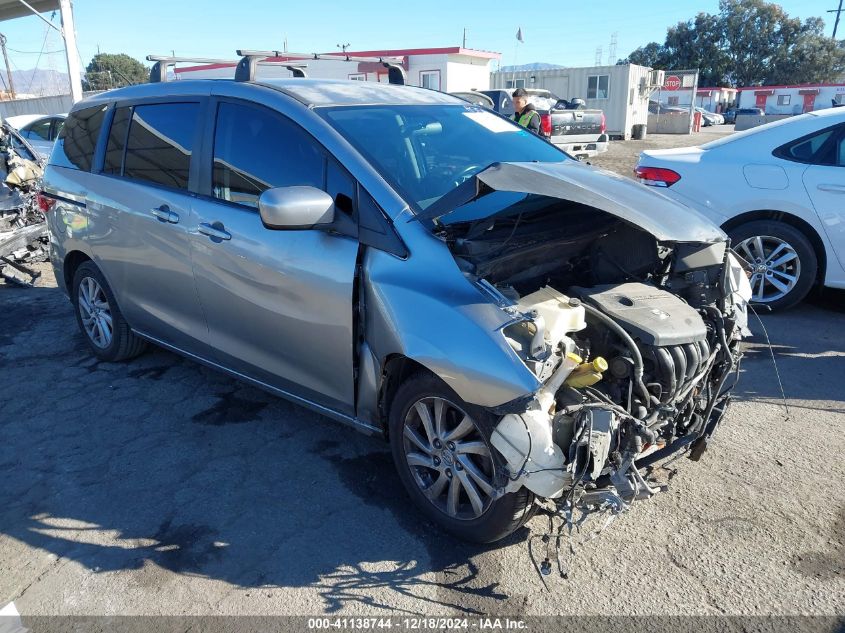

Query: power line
[[829, 0, 844, 39], [8, 48, 63, 55], [26, 25, 52, 94]]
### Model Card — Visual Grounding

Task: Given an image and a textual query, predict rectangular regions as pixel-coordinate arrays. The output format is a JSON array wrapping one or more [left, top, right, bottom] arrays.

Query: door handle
[[151, 205, 179, 223], [198, 222, 232, 241], [817, 184, 845, 194]]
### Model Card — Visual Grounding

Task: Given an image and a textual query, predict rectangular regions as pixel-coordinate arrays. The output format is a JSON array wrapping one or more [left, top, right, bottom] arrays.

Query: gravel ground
[[589, 125, 736, 178], [1, 131, 843, 623]]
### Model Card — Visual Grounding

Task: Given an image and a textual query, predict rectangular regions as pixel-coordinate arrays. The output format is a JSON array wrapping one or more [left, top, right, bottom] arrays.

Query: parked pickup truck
[[480, 88, 608, 159]]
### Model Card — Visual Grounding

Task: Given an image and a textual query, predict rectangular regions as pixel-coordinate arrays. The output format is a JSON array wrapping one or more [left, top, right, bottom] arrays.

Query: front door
[[189, 99, 359, 412], [802, 93, 816, 113]]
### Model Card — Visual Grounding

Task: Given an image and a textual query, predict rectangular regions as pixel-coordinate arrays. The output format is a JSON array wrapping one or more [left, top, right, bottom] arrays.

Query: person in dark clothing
[[511, 88, 541, 135]]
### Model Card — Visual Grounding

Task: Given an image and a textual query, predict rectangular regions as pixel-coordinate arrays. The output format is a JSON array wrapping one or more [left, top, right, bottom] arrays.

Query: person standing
[[511, 88, 541, 135]]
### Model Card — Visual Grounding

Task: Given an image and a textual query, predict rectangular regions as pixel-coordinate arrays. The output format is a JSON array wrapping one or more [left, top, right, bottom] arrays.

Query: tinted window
[[50, 118, 65, 140], [212, 102, 324, 208], [24, 119, 51, 141], [327, 159, 355, 217], [775, 126, 842, 165], [103, 107, 131, 175], [124, 103, 198, 189], [50, 105, 107, 171]]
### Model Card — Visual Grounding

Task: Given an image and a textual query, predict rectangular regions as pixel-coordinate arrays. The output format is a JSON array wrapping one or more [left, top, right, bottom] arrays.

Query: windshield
[[319, 104, 568, 210]]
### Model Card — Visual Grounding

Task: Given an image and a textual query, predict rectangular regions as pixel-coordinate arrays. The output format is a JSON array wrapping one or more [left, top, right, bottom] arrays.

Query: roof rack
[[235, 50, 407, 85], [146, 51, 407, 85], [146, 55, 309, 83], [146, 56, 237, 83]]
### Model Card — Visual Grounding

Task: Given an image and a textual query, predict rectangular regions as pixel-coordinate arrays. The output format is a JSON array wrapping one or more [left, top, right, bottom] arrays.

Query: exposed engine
[[439, 196, 750, 522]]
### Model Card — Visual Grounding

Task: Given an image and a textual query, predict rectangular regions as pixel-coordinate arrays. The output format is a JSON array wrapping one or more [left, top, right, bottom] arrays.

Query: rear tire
[[728, 220, 817, 311], [388, 372, 534, 543], [72, 261, 147, 361]]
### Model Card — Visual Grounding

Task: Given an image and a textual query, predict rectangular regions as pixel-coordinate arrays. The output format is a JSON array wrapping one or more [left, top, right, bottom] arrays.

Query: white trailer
[[491, 64, 654, 140]]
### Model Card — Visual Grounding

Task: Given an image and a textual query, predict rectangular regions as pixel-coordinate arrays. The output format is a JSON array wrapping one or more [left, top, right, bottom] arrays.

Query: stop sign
[[664, 75, 682, 91]]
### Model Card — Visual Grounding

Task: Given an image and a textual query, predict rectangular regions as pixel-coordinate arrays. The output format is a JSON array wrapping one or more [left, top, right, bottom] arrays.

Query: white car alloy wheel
[[736, 235, 801, 303]]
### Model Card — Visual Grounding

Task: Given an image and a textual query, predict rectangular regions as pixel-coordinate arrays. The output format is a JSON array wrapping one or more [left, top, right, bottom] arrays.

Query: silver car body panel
[[362, 219, 541, 409]]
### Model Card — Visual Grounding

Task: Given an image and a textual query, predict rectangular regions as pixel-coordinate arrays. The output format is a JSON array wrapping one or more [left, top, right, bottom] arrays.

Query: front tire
[[388, 372, 534, 543], [72, 261, 147, 361], [729, 220, 817, 311]]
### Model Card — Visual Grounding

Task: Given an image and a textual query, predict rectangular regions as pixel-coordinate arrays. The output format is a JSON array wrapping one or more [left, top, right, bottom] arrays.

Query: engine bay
[[436, 193, 749, 545]]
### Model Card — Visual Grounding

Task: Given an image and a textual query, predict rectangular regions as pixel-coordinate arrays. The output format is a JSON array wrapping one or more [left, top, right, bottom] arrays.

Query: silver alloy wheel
[[402, 396, 496, 520], [78, 276, 113, 348], [737, 235, 801, 303]]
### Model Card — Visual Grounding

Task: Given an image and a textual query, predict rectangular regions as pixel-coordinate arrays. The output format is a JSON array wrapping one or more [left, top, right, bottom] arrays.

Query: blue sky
[[0, 0, 839, 76]]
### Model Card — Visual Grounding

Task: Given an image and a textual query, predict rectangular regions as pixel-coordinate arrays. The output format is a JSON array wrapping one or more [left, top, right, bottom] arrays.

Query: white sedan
[[636, 107, 845, 310]]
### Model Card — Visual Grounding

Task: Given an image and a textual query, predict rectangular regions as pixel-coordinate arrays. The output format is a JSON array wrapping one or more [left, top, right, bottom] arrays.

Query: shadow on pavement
[[734, 288, 844, 411], [0, 284, 529, 614]]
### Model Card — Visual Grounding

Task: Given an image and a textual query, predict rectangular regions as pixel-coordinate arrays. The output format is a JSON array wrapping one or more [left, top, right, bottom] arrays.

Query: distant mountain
[[499, 63, 565, 72], [2, 69, 69, 97]]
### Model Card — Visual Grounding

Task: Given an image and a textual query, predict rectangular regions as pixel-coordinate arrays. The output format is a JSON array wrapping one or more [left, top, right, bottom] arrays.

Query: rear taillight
[[600, 112, 606, 134], [540, 113, 552, 137], [635, 166, 681, 187], [36, 192, 55, 212]]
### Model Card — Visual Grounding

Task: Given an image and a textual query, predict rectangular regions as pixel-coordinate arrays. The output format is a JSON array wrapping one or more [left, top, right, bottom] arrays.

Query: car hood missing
[[417, 161, 726, 243]]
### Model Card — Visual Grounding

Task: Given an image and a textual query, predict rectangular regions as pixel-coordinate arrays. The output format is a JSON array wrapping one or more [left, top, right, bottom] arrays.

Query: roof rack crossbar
[[146, 55, 238, 83], [235, 50, 406, 84]]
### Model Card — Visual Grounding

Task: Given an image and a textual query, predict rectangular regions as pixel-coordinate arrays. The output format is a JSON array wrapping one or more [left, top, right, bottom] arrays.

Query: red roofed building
[[175, 46, 501, 92]]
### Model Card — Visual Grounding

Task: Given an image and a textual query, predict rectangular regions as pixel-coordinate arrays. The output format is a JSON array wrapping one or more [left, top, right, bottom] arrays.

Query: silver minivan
[[43, 79, 750, 543]]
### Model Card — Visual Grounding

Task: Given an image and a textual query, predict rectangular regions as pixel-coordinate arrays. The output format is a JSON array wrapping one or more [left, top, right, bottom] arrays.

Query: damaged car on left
[[0, 117, 47, 286], [43, 78, 750, 544]]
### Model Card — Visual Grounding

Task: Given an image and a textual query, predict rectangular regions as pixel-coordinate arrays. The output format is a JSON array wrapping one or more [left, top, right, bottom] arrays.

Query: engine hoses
[[581, 302, 657, 410]]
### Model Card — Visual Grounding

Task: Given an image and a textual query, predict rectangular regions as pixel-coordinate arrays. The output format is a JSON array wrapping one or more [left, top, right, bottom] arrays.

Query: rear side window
[[103, 107, 131, 174], [50, 105, 107, 171], [212, 101, 324, 208], [775, 125, 843, 165], [123, 103, 199, 189], [23, 119, 51, 141]]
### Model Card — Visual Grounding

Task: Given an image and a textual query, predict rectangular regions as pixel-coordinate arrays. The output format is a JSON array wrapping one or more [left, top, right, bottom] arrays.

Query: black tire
[[388, 372, 534, 543], [728, 220, 818, 311], [72, 261, 147, 361]]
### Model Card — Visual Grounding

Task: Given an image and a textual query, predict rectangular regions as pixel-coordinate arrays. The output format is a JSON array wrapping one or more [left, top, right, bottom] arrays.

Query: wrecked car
[[0, 118, 47, 286], [42, 79, 750, 543]]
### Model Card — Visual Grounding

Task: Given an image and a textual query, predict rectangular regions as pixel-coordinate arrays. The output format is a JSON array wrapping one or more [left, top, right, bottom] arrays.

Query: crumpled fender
[[362, 237, 540, 409]]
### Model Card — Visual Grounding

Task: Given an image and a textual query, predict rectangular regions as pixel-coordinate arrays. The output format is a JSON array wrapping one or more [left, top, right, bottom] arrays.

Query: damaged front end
[[425, 161, 751, 561]]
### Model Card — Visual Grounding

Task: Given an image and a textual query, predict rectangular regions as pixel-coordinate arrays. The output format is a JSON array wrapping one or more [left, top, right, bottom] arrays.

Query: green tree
[[621, 42, 668, 68], [619, 0, 845, 87], [83, 53, 148, 91]]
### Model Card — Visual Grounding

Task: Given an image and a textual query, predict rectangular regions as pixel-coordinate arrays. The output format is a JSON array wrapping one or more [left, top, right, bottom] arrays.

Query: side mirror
[[258, 186, 335, 230]]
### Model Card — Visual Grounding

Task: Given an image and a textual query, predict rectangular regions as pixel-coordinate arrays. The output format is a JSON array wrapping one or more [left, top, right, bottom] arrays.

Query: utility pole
[[462, 28, 467, 48], [829, 0, 844, 39], [337, 43, 350, 54], [0, 34, 15, 99]]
